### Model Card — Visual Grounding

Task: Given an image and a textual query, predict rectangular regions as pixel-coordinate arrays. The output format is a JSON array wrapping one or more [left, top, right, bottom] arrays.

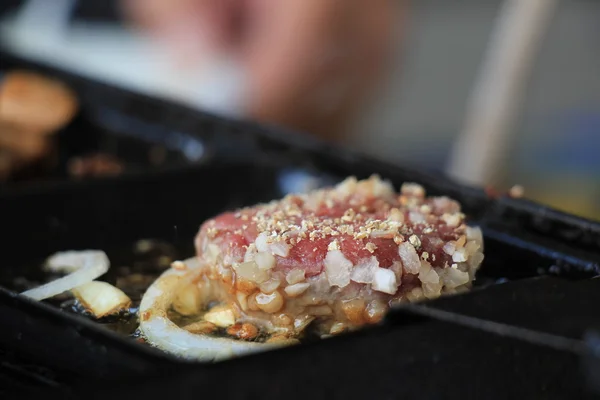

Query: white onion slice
[[139, 258, 288, 361], [21, 250, 110, 301]]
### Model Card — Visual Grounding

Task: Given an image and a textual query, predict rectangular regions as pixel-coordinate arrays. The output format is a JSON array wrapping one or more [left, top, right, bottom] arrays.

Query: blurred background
[[0, 0, 599, 220]]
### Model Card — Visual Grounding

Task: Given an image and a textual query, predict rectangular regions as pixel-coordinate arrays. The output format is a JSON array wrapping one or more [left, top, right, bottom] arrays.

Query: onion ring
[[21, 250, 110, 301], [139, 258, 292, 361]]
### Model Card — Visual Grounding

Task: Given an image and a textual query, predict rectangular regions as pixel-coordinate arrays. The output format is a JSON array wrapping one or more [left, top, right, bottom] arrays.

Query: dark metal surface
[[0, 50, 599, 399], [83, 319, 593, 400]]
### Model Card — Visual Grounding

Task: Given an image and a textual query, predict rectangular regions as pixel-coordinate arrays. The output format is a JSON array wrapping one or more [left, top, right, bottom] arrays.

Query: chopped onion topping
[[335, 176, 358, 197], [389, 208, 405, 223], [364, 300, 388, 323], [328, 240, 341, 251], [172, 283, 203, 316], [354, 175, 394, 199], [443, 242, 456, 256], [294, 315, 315, 333], [442, 213, 461, 228], [255, 232, 269, 252], [330, 322, 347, 335], [389, 261, 403, 282], [284, 282, 310, 297], [401, 183, 425, 197], [406, 287, 424, 302], [466, 226, 484, 250], [324, 250, 353, 288], [203, 305, 236, 328], [418, 261, 440, 284], [259, 278, 282, 294], [205, 244, 221, 264], [371, 268, 397, 295], [236, 292, 249, 311], [419, 261, 442, 299], [234, 261, 269, 283], [452, 248, 468, 262], [409, 212, 425, 224], [350, 256, 378, 284], [309, 304, 333, 316], [371, 177, 395, 199], [270, 242, 290, 257], [255, 291, 284, 313], [286, 268, 305, 285], [442, 267, 470, 289], [21, 250, 110, 301], [468, 252, 485, 271], [255, 232, 290, 257], [255, 251, 276, 270], [465, 240, 480, 256], [398, 242, 420, 274], [71, 281, 131, 318], [243, 244, 257, 262]]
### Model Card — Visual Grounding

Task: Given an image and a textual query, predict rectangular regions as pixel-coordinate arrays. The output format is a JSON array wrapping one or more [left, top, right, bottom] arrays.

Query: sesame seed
[[355, 231, 368, 240], [341, 209, 356, 222], [365, 242, 377, 253], [207, 227, 218, 239], [409, 234, 421, 247]]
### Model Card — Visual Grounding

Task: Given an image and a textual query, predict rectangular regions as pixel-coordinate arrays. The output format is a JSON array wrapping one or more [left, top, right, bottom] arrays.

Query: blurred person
[[120, 0, 401, 141]]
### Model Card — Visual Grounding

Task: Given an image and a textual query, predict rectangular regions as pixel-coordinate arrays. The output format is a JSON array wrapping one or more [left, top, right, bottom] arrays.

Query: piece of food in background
[[484, 184, 526, 200], [0, 70, 78, 131], [67, 153, 125, 179], [0, 70, 79, 181], [0, 122, 51, 159], [508, 185, 525, 199], [139, 175, 485, 361]]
